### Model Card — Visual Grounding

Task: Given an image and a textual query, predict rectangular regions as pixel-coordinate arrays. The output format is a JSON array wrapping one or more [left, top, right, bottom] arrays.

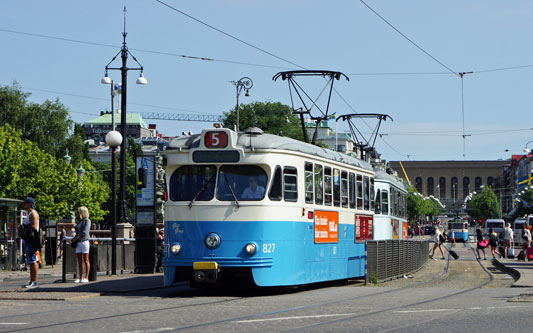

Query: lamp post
[[524, 140, 533, 153], [105, 130, 122, 275], [230, 77, 253, 132], [101, 79, 121, 131], [102, 7, 147, 228]]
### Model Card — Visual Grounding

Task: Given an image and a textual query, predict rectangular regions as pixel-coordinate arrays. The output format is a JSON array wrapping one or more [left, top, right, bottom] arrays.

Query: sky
[[1, 0, 533, 162]]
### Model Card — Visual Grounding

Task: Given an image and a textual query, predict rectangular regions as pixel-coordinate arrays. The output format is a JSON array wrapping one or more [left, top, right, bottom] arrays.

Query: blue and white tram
[[163, 127, 376, 287], [447, 219, 469, 242], [373, 169, 408, 240]]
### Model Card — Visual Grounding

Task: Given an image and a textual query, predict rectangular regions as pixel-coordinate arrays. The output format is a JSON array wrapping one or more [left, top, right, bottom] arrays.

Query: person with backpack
[[19, 197, 40, 289], [488, 228, 501, 260], [519, 223, 531, 260], [430, 227, 446, 260]]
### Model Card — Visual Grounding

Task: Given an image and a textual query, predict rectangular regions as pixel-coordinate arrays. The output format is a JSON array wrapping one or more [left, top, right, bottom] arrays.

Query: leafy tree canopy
[[406, 184, 443, 223], [466, 186, 500, 221], [222, 101, 304, 140], [512, 187, 533, 219]]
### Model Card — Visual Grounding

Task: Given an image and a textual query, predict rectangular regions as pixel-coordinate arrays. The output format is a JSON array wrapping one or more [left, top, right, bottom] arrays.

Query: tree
[[222, 101, 304, 140], [406, 184, 442, 223], [0, 83, 74, 159], [0, 124, 109, 224], [512, 187, 533, 219], [466, 186, 500, 221]]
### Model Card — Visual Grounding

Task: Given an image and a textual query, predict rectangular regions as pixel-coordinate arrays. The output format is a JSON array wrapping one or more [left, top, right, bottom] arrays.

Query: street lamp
[[102, 7, 147, 229], [63, 149, 71, 165], [105, 130, 122, 275], [524, 140, 533, 153], [230, 77, 253, 132], [77, 162, 85, 180], [101, 79, 122, 131]]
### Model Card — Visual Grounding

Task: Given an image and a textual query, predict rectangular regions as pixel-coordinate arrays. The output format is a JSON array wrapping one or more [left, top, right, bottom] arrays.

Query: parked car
[[424, 225, 435, 236]]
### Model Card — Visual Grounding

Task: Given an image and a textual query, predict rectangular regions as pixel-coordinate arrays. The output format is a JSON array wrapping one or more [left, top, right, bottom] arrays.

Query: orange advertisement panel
[[403, 222, 408, 239], [314, 210, 339, 243], [392, 219, 399, 239], [355, 215, 373, 242]]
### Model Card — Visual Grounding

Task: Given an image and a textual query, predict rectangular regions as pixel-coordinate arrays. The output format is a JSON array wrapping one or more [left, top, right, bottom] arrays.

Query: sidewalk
[[493, 257, 533, 288], [0, 261, 166, 300]]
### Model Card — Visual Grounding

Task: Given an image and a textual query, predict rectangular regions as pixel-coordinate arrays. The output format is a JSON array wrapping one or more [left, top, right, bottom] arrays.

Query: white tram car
[[373, 169, 408, 240], [163, 127, 376, 287]]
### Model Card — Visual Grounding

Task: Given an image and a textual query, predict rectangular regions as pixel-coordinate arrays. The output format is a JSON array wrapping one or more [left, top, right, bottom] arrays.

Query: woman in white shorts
[[71, 206, 91, 283]]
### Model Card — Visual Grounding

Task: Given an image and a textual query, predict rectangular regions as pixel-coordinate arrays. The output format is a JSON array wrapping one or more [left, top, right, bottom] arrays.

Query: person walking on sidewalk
[[475, 228, 487, 260], [502, 223, 514, 258], [71, 206, 91, 283], [20, 197, 40, 289], [488, 228, 501, 260], [519, 223, 531, 260], [430, 227, 446, 260]]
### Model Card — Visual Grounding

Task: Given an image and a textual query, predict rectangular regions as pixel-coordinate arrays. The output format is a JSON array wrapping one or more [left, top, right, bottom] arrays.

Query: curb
[[492, 259, 521, 286]]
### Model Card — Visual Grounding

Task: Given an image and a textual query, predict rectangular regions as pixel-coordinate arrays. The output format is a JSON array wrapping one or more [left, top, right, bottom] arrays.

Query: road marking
[[0, 323, 29, 325], [235, 313, 353, 323], [119, 329, 174, 333], [394, 309, 453, 313]]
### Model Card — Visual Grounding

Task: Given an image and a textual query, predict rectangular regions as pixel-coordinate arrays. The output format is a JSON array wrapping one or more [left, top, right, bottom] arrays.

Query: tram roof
[[374, 169, 406, 191], [168, 130, 373, 171]]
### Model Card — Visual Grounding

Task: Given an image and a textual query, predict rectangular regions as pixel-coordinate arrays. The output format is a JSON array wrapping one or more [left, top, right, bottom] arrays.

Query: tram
[[373, 169, 408, 240], [162, 127, 375, 287], [447, 219, 469, 242]]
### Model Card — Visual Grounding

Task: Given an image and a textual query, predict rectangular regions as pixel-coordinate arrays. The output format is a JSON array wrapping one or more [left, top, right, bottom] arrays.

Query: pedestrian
[[70, 206, 91, 283], [475, 228, 488, 260], [57, 226, 66, 259], [19, 197, 40, 288], [488, 228, 501, 260], [519, 223, 531, 260], [430, 227, 446, 260], [156, 228, 164, 272], [502, 223, 514, 258]]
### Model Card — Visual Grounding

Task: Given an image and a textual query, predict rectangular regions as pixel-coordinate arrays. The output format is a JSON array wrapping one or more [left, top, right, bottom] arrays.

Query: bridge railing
[[366, 239, 429, 283]]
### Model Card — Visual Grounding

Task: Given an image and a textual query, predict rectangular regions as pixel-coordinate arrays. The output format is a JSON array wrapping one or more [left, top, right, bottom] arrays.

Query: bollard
[[88, 243, 98, 281]]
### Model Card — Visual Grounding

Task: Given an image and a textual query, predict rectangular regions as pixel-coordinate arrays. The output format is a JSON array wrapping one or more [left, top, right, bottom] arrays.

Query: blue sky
[[2, 0, 533, 161]]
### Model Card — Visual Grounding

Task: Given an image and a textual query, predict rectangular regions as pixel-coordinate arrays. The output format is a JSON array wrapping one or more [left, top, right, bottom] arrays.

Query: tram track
[[0, 242, 500, 332]]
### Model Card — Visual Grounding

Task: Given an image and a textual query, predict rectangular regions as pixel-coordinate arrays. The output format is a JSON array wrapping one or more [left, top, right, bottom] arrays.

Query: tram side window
[[356, 174, 363, 210], [333, 168, 340, 207], [314, 164, 323, 205], [169, 165, 216, 201], [363, 176, 370, 210], [217, 165, 267, 201], [349, 173, 356, 209], [284, 167, 298, 202], [381, 190, 389, 215], [305, 163, 314, 204], [268, 166, 282, 201], [370, 178, 375, 212], [324, 167, 332, 206], [375, 189, 381, 214], [341, 171, 348, 208], [401, 193, 406, 218]]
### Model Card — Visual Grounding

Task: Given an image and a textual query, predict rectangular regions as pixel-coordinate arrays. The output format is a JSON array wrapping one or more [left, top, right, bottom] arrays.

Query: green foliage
[[466, 186, 500, 221], [0, 124, 109, 224], [0, 83, 73, 159], [511, 187, 533, 219], [406, 184, 442, 222], [368, 272, 378, 285], [222, 101, 304, 140]]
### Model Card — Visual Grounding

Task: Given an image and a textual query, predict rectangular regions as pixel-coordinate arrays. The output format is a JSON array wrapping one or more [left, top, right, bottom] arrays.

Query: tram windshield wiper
[[222, 173, 240, 208], [188, 175, 215, 208]]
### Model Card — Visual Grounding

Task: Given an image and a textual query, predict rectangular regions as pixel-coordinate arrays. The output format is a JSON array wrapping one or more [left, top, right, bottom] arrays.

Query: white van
[[513, 215, 533, 245], [484, 219, 505, 237]]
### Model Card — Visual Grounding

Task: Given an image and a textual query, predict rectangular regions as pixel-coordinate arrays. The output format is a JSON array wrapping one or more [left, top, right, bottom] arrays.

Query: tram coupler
[[193, 261, 220, 283]]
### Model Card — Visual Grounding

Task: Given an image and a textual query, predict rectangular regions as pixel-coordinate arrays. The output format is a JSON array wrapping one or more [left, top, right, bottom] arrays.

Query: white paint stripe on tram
[[235, 313, 353, 323]]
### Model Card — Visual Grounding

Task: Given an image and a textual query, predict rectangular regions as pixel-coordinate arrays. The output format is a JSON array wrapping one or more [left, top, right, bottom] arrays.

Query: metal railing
[[62, 237, 135, 282], [366, 239, 429, 282]]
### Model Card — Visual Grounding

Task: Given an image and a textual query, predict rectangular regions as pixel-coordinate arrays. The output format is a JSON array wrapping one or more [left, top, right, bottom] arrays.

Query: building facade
[[389, 160, 512, 216]]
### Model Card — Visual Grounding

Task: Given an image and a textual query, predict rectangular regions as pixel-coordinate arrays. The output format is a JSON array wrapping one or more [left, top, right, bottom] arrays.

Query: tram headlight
[[205, 233, 221, 249], [171, 243, 182, 255], [245, 242, 257, 255]]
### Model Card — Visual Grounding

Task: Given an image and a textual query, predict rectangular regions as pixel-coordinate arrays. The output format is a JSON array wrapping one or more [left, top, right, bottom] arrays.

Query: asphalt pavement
[[1, 251, 532, 301]]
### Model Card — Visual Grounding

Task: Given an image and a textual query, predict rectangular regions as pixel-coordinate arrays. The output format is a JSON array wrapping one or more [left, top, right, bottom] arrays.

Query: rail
[[366, 239, 429, 282], [62, 237, 136, 282]]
